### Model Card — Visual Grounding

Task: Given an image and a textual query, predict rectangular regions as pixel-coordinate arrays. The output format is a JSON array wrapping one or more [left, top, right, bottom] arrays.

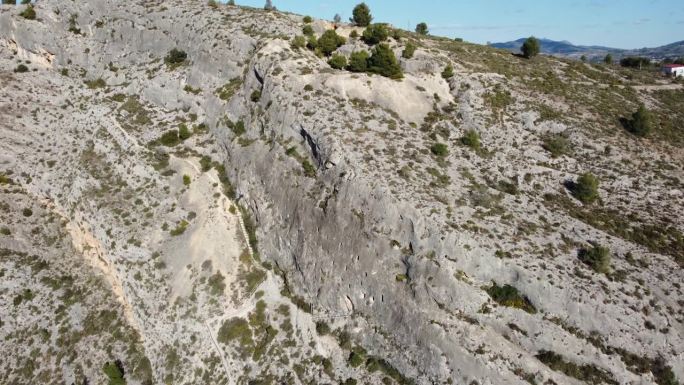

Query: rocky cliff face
[[1, 1, 683, 385]]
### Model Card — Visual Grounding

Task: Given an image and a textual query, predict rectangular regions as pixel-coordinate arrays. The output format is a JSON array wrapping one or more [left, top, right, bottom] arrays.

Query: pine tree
[[415, 22, 429, 35], [368, 44, 402, 79], [521, 36, 540, 59], [351, 3, 372, 26]]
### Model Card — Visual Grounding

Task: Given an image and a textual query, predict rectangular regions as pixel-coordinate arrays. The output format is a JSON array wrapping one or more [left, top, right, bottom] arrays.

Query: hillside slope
[[1, 1, 683, 385], [492, 38, 684, 61]]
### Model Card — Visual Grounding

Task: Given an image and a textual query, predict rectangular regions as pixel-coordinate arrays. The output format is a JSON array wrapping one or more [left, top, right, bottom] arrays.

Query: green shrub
[[85, 78, 106, 89], [164, 48, 187, 69], [460, 129, 481, 151], [207, 272, 225, 295], [178, 123, 192, 140], [328, 53, 347, 69], [239, 205, 259, 254], [182, 175, 191, 186], [315, 321, 331, 335], [402, 42, 416, 59], [521, 36, 540, 58], [216, 77, 242, 101], [14, 64, 29, 73], [542, 134, 572, 158], [349, 30, 359, 39], [536, 350, 616, 384], [486, 283, 536, 313], [571, 173, 599, 204], [207, 0, 218, 7], [441, 64, 454, 79], [229, 120, 246, 136], [348, 50, 369, 72], [169, 220, 189, 236], [183, 85, 201, 94], [217, 317, 253, 346], [362, 23, 389, 45], [430, 143, 448, 157], [158, 130, 181, 146], [68, 14, 82, 35], [348, 346, 367, 367], [302, 24, 314, 36], [415, 22, 429, 35], [291, 35, 306, 50], [367, 44, 402, 79], [22, 208, 32, 217], [19, 5, 36, 20], [0, 227, 10, 236], [301, 159, 316, 177], [306, 34, 318, 50], [103, 362, 126, 385], [578, 245, 611, 274], [352, 3, 372, 26], [317, 29, 345, 56], [250, 90, 261, 102], [651, 358, 680, 385], [484, 86, 513, 110], [303, 15, 313, 23], [626, 105, 653, 137], [0, 173, 12, 185]]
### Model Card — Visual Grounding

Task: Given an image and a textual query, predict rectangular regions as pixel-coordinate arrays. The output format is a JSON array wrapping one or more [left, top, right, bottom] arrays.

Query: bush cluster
[[317, 29, 346, 56], [620, 56, 651, 68], [348, 50, 369, 72], [164, 48, 187, 69], [14, 64, 29, 73], [542, 133, 572, 158], [486, 283, 536, 313], [19, 4, 36, 20], [625, 105, 653, 137], [297, 3, 405, 79], [442, 64, 454, 79], [402, 42, 416, 59], [570, 173, 599, 204], [362, 23, 389, 45], [460, 129, 481, 151], [578, 245, 611, 274], [328, 54, 347, 69], [430, 143, 448, 157]]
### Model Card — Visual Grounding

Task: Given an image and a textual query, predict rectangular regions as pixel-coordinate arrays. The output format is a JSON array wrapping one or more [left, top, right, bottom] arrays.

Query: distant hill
[[491, 38, 684, 61]]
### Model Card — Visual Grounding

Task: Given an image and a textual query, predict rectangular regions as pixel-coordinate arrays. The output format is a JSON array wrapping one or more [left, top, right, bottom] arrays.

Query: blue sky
[[234, 0, 684, 49]]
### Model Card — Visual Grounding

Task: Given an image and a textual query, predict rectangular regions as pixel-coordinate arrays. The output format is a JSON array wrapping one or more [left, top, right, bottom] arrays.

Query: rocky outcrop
[[1, 1, 683, 384]]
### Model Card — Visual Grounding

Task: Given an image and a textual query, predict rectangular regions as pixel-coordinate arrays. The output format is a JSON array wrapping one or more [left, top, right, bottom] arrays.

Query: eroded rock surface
[[1, 1, 683, 385]]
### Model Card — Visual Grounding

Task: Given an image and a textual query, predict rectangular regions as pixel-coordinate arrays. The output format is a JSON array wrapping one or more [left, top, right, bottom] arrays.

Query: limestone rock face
[[1, 1, 683, 385]]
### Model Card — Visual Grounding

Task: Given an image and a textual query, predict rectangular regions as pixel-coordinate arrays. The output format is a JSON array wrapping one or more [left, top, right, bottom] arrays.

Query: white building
[[662, 64, 684, 77]]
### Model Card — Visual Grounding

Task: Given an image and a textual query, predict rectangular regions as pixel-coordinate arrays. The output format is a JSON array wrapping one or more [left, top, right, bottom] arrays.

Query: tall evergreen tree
[[521, 36, 540, 59], [415, 22, 429, 35], [351, 3, 372, 26]]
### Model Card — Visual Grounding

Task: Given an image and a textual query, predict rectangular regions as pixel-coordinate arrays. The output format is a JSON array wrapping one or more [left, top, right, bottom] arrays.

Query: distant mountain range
[[491, 38, 684, 61]]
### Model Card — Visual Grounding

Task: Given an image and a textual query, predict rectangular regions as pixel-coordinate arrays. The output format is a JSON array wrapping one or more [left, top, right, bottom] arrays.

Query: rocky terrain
[[1, 1, 683, 385]]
